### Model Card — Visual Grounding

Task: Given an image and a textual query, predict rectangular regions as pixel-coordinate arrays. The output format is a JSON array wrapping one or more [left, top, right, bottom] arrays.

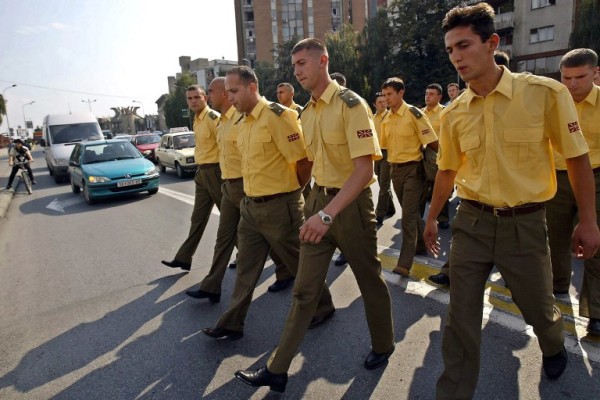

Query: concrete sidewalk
[[0, 151, 16, 220]]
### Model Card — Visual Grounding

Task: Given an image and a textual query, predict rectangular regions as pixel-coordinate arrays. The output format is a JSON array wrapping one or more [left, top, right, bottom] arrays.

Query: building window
[[531, 0, 555, 10], [530, 26, 554, 43]]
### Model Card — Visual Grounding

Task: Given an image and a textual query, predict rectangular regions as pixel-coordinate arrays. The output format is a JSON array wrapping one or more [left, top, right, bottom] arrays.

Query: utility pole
[[82, 99, 97, 112]]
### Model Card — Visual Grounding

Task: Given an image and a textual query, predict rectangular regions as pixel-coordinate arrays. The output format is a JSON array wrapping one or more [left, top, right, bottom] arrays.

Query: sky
[[0, 0, 238, 133]]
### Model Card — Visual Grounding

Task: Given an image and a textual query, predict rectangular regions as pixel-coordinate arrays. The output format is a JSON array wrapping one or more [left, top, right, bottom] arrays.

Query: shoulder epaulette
[[269, 102, 286, 116], [338, 88, 361, 108], [409, 106, 423, 119], [520, 73, 564, 92], [294, 105, 303, 114], [207, 110, 219, 120]]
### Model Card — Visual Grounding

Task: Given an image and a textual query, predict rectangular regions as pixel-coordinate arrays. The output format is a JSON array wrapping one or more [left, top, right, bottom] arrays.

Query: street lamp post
[[22, 100, 35, 129], [82, 98, 97, 112], [2, 84, 17, 136], [132, 100, 146, 129]]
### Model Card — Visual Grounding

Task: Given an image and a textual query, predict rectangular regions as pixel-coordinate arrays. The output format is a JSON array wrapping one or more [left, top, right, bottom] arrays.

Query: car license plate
[[117, 179, 142, 187]]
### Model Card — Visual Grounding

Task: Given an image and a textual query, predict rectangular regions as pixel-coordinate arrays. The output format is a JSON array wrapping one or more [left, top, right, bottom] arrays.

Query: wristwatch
[[318, 210, 333, 225]]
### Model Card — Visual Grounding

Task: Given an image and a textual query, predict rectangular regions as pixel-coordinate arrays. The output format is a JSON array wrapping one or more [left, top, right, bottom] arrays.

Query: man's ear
[[489, 33, 500, 52]]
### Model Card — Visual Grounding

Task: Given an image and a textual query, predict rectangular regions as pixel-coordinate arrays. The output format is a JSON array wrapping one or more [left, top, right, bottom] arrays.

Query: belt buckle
[[324, 187, 336, 196], [493, 207, 500, 217]]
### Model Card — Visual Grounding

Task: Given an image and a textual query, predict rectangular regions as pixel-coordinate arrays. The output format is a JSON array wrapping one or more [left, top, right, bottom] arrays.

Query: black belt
[[197, 163, 219, 170], [390, 160, 420, 167], [464, 199, 544, 217], [557, 167, 600, 174], [224, 177, 243, 183], [316, 185, 340, 196], [248, 191, 292, 203]]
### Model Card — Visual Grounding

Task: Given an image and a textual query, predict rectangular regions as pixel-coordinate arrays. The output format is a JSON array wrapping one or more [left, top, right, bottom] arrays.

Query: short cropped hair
[[560, 48, 598, 70], [382, 77, 405, 92], [186, 84, 205, 93], [442, 2, 496, 43], [292, 38, 328, 56], [330, 72, 347, 86], [277, 82, 295, 92], [494, 50, 510, 67], [426, 83, 443, 95], [226, 66, 258, 86], [373, 91, 384, 103], [447, 82, 459, 90]]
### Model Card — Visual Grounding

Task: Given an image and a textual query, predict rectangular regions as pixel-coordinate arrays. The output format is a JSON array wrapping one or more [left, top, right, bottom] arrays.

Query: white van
[[43, 112, 103, 183]]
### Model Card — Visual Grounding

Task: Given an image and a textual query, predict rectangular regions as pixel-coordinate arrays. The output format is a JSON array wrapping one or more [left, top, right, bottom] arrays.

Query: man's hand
[[424, 219, 441, 257], [572, 221, 600, 259], [299, 214, 330, 244]]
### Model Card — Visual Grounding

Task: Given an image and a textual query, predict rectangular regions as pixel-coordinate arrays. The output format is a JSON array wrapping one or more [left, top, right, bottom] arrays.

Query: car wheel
[[83, 183, 95, 204], [157, 158, 166, 173], [148, 188, 159, 195], [175, 162, 185, 179], [70, 177, 81, 194]]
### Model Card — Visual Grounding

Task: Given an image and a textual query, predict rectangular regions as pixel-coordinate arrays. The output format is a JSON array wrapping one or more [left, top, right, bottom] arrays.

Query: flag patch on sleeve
[[421, 128, 431, 135], [357, 129, 373, 138], [568, 121, 580, 133], [287, 133, 300, 142]]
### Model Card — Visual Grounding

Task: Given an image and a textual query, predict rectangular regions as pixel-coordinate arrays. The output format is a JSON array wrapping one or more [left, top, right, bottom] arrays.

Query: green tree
[[387, 0, 462, 105], [0, 95, 6, 126], [164, 73, 197, 130], [570, 0, 600, 55]]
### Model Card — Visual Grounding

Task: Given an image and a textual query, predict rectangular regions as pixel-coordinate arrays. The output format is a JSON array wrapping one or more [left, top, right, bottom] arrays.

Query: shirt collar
[[223, 105, 236, 120], [463, 66, 513, 107], [248, 96, 269, 121], [308, 81, 340, 106], [581, 85, 599, 106], [391, 101, 408, 116]]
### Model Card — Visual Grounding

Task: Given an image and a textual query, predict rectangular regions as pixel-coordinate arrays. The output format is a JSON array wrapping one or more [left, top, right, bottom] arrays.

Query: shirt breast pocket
[[251, 130, 272, 160], [503, 127, 544, 166], [459, 135, 482, 169], [323, 130, 349, 164]]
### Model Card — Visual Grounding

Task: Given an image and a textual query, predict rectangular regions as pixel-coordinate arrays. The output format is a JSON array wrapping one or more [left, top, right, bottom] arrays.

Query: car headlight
[[54, 158, 69, 166], [186, 157, 195, 164], [88, 176, 111, 183], [143, 149, 152, 155], [145, 167, 159, 177]]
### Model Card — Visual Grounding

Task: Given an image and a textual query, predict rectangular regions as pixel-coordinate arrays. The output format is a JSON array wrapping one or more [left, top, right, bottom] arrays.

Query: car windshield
[[135, 135, 160, 145], [173, 134, 195, 149], [50, 123, 103, 144], [82, 142, 142, 164]]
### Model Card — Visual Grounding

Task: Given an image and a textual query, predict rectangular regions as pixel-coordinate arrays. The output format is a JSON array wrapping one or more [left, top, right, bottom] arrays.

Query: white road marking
[[45, 196, 84, 212], [158, 187, 220, 215]]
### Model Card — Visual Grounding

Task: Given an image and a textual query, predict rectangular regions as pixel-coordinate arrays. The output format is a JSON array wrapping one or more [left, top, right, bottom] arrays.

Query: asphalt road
[[0, 149, 598, 399]]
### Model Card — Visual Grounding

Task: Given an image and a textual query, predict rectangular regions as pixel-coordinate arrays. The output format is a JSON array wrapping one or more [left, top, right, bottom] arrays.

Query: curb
[[0, 188, 15, 220], [375, 245, 600, 362]]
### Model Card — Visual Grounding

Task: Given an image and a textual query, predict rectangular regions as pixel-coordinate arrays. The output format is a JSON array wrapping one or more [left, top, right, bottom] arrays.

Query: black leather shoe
[[543, 346, 568, 380], [267, 277, 295, 292], [228, 259, 237, 269], [553, 289, 569, 296], [334, 254, 347, 266], [309, 309, 335, 329], [235, 366, 288, 393], [185, 288, 220, 303], [364, 345, 395, 370], [161, 259, 191, 271], [438, 221, 450, 229], [202, 327, 243, 340], [385, 209, 396, 218], [587, 318, 600, 335], [429, 272, 450, 286]]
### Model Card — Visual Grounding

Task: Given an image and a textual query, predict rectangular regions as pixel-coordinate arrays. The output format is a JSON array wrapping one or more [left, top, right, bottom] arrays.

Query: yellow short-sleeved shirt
[[289, 101, 304, 114], [217, 106, 243, 179], [383, 102, 438, 163], [438, 67, 589, 207], [422, 103, 445, 135], [237, 96, 306, 196], [302, 81, 382, 189], [193, 106, 220, 164], [373, 110, 389, 150], [554, 84, 600, 170]]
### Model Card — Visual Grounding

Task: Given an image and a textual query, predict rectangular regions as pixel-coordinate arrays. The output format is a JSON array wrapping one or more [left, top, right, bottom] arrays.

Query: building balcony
[[495, 11, 514, 31]]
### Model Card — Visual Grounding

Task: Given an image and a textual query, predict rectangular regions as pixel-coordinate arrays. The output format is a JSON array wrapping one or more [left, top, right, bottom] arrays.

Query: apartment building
[[234, 0, 369, 66]]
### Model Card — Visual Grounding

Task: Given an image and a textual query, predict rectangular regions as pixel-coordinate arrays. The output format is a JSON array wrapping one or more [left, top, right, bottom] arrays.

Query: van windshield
[[50, 123, 102, 144]]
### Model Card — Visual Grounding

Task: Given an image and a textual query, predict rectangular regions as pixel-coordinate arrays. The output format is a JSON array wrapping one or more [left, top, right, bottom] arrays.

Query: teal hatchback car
[[68, 139, 160, 204]]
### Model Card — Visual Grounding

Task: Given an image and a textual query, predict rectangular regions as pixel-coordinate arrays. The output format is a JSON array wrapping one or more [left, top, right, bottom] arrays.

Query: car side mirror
[[69, 160, 79, 167]]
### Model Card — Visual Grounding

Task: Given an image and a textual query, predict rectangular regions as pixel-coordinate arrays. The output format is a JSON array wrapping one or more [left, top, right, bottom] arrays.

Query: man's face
[[292, 48, 324, 92], [225, 73, 253, 114], [447, 85, 459, 100], [14, 143, 22, 150], [374, 96, 387, 113], [561, 64, 597, 102], [208, 81, 226, 111], [186, 88, 207, 113], [276, 86, 294, 106], [382, 87, 404, 110], [425, 88, 442, 107], [445, 25, 497, 84]]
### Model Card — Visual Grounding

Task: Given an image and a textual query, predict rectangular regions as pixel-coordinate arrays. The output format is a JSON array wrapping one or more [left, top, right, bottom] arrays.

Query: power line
[[0, 79, 157, 100]]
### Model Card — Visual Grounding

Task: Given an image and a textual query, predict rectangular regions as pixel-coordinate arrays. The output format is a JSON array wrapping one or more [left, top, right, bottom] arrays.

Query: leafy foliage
[[163, 73, 197, 130], [569, 0, 600, 55]]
